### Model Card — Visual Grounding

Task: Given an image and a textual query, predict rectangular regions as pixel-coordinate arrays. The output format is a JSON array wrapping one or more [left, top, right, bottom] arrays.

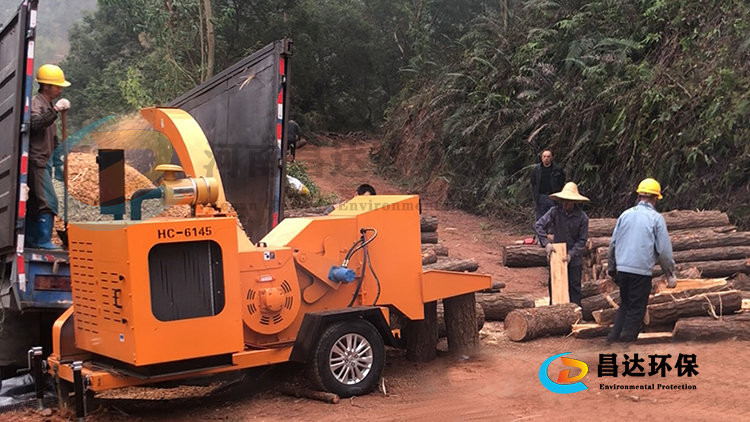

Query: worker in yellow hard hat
[[26, 64, 71, 249], [534, 181, 590, 307], [606, 177, 676, 344]]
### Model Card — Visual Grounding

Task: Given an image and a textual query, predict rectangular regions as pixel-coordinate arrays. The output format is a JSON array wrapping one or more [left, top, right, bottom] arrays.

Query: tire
[[308, 319, 385, 398]]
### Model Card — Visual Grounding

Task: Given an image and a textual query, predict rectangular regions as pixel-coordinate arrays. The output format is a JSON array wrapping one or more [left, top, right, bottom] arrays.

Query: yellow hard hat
[[636, 178, 662, 200], [36, 64, 71, 87]]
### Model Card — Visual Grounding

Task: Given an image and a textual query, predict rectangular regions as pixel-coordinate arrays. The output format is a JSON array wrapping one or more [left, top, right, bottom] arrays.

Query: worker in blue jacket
[[607, 178, 677, 344]]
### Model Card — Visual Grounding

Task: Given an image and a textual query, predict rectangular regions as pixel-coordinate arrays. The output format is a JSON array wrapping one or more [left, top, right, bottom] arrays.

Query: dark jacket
[[30, 94, 59, 168], [530, 162, 565, 204], [534, 205, 589, 267]]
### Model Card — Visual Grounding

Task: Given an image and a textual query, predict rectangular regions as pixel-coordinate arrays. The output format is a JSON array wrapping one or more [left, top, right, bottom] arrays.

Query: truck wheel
[[308, 319, 385, 398]]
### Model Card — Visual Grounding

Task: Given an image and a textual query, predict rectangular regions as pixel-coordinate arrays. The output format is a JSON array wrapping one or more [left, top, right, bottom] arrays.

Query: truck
[[0, 0, 291, 383]]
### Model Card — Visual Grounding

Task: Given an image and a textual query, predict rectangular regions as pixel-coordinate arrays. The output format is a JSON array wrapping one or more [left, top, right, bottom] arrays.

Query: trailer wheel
[[308, 319, 385, 398]]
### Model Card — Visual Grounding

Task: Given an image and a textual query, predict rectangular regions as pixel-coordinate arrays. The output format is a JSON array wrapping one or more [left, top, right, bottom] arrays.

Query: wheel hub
[[329, 333, 374, 385]]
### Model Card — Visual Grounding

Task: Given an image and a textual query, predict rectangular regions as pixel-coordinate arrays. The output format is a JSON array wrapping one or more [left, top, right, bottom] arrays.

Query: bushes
[[376, 0, 750, 228]]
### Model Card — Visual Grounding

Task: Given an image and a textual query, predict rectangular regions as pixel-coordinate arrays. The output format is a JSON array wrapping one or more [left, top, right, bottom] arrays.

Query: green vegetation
[[285, 161, 338, 208], [375, 0, 750, 228]]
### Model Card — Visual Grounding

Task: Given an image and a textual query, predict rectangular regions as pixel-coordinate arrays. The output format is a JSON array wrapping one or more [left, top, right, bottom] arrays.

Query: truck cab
[[0, 0, 291, 378]]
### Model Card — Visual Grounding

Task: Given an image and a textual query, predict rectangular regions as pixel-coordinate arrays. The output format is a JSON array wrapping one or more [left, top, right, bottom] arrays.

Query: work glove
[[55, 98, 71, 112], [545, 243, 554, 259], [666, 274, 678, 289], [562, 254, 570, 263]]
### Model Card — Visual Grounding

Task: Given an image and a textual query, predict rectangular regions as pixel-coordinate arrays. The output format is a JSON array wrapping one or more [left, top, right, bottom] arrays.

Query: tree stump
[[504, 303, 582, 342], [403, 301, 438, 362], [437, 300, 484, 338], [443, 293, 479, 356]]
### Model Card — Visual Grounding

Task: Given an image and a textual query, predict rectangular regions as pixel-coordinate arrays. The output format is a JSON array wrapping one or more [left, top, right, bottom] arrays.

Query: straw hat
[[549, 182, 589, 202]]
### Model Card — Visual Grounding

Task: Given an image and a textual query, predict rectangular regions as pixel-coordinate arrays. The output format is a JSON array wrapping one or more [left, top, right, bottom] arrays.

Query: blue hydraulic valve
[[329, 266, 356, 283]]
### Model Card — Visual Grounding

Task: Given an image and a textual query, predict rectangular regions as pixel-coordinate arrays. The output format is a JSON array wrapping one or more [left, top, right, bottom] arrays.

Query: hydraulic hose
[[130, 188, 163, 221]]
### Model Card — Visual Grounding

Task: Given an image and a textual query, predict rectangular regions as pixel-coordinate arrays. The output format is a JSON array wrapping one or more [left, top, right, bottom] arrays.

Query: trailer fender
[[288, 307, 398, 363]]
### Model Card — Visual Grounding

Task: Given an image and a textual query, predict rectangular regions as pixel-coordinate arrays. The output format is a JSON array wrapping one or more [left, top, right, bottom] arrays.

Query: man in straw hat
[[606, 178, 676, 344], [534, 181, 590, 307]]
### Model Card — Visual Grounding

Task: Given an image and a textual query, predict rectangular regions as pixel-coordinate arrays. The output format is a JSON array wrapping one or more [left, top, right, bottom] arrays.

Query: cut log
[[581, 290, 620, 321], [502, 245, 546, 267], [475, 293, 535, 321], [588, 218, 618, 237], [421, 231, 438, 244], [443, 293, 479, 355], [661, 209, 730, 231], [581, 279, 609, 298], [421, 244, 449, 257], [586, 236, 610, 251], [571, 323, 611, 339], [672, 246, 750, 263], [424, 258, 479, 272], [664, 259, 750, 278], [421, 248, 438, 265], [481, 281, 506, 293], [504, 303, 582, 342], [420, 215, 438, 232], [667, 225, 736, 237], [672, 313, 750, 341], [648, 278, 730, 305], [729, 273, 750, 291], [278, 385, 340, 404], [592, 308, 617, 326], [588, 231, 750, 254], [646, 290, 742, 326], [437, 301, 484, 338], [587, 210, 730, 237], [403, 301, 438, 362]]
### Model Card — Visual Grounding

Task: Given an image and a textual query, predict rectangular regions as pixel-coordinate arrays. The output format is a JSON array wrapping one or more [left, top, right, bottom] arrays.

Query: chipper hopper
[[39, 107, 491, 417]]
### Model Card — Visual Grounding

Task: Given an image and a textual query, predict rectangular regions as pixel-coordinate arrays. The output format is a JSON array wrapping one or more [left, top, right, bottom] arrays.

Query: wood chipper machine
[[36, 107, 491, 418]]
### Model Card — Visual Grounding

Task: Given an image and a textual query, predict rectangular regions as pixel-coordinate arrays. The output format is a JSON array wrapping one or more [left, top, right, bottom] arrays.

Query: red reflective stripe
[[19, 201, 26, 217], [20, 154, 27, 174], [273, 212, 278, 226], [279, 58, 284, 74], [17, 255, 25, 275], [26, 58, 34, 74]]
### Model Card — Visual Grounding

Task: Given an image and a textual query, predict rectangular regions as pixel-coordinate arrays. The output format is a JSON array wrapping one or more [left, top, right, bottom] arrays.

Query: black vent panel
[[149, 240, 225, 321]]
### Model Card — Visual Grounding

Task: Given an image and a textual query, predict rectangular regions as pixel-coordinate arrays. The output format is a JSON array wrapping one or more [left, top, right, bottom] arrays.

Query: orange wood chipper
[[34, 107, 491, 418]]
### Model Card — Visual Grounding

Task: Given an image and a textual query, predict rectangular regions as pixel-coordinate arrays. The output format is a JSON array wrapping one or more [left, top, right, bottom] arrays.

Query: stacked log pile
[[503, 210, 750, 282], [571, 276, 750, 340]]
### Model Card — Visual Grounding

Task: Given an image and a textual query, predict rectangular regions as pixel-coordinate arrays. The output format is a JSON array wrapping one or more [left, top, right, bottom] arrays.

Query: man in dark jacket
[[534, 182, 590, 307], [530, 150, 566, 222], [27, 64, 70, 250]]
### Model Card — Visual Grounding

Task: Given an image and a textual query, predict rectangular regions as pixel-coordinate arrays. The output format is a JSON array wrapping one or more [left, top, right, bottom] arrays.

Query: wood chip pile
[[51, 152, 190, 246]]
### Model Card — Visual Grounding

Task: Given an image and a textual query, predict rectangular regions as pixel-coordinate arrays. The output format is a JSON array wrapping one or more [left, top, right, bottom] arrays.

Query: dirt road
[[6, 139, 750, 422]]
